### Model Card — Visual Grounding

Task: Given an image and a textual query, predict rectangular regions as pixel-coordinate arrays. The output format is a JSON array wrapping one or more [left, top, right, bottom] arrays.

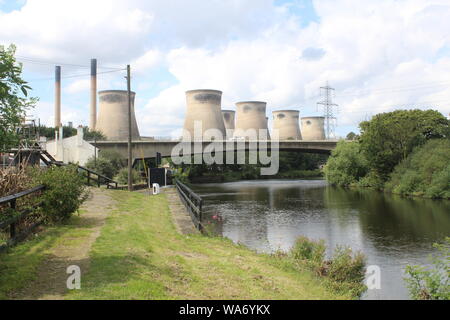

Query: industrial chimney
[[273, 110, 302, 140], [96, 90, 140, 141], [234, 101, 269, 139], [301, 116, 326, 140], [89, 59, 97, 130], [183, 89, 226, 140], [54, 66, 61, 128], [222, 110, 236, 139]]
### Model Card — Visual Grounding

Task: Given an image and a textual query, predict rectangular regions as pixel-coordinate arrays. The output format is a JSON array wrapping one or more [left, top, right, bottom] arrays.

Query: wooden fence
[[0, 185, 45, 252]]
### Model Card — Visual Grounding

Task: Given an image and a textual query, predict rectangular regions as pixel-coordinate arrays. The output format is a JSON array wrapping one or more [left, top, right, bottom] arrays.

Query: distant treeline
[[174, 152, 328, 183], [38, 125, 106, 141]]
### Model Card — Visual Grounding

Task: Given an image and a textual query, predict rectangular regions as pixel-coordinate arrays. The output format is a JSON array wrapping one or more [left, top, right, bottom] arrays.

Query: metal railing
[[175, 180, 203, 231], [0, 185, 45, 252], [51, 161, 119, 189]]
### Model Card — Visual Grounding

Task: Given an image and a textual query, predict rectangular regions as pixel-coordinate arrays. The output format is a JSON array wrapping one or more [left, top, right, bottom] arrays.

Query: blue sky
[[1, 0, 449, 138]]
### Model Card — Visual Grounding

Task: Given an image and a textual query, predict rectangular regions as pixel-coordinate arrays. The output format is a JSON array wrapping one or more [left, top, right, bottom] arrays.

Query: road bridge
[[93, 140, 339, 164]]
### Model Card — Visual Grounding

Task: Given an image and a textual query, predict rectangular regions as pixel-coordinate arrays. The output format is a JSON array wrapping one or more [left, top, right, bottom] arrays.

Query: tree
[[359, 109, 449, 181], [324, 140, 369, 186], [83, 127, 106, 141], [0, 44, 37, 151], [346, 132, 358, 141]]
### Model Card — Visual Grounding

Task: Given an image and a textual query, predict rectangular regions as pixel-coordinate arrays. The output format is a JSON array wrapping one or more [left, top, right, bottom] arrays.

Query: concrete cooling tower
[[273, 110, 302, 140], [301, 116, 326, 140], [234, 101, 269, 139], [183, 89, 226, 140], [96, 90, 140, 141], [222, 110, 236, 139]]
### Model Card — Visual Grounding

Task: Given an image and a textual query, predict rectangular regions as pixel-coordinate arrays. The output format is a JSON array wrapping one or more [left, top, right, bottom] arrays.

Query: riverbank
[[188, 169, 323, 183], [0, 188, 353, 300]]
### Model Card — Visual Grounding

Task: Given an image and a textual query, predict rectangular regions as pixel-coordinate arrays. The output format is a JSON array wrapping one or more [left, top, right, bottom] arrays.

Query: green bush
[[324, 141, 369, 186], [85, 157, 116, 179], [327, 246, 366, 284], [33, 165, 87, 223], [98, 150, 126, 173], [289, 236, 367, 298], [359, 109, 449, 180], [115, 168, 142, 185], [290, 236, 326, 268], [385, 139, 450, 199], [404, 237, 449, 300]]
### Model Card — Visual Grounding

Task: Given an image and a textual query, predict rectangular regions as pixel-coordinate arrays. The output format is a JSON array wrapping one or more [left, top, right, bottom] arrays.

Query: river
[[190, 179, 450, 300]]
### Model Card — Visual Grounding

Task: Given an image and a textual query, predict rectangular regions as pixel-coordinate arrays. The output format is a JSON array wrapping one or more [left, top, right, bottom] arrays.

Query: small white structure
[[45, 126, 95, 166]]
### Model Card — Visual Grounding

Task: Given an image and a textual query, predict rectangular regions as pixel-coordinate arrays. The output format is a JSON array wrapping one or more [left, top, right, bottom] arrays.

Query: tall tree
[[359, 109, 449, 180], [0, 44, 37, 152]]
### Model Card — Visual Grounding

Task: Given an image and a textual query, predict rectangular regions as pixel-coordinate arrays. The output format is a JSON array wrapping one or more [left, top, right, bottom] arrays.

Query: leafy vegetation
[[325, 109, 450, 198], [404, 237, 449, 300], [359, 109, 448, 181], [0, 44, 38, 152], [38, 125, 77, 140], [174, 151, 328, 183], [290, 236, 367, 298], [38, 125, 106, 141], [385, 139, 450, 199], [32, 165, 88, 223], [115, 167, 142, 185], [85, 150, 125, 179], [324, 141, 368, 186]]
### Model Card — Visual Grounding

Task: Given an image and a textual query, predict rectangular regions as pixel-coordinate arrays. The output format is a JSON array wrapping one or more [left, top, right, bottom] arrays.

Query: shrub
[[404, 237, 449, 300], [385, 139, 450, 199], [324, 141, 369, 186], [98, 150, 126, 173], [33, 165, 87, 223], [85, 157, 116, 179], [289, 236, 367, 298], [327, 246, 366, 284], [290, 236, 325, 269], [115, 168, 142, 185]]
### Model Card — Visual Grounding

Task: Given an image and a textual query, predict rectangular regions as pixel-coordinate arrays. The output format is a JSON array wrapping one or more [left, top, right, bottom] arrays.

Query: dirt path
[[9, 188, 115, 300]]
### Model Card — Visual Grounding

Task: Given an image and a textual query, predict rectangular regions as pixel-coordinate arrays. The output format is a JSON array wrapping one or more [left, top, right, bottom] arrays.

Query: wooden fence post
[[10, 199, 16, 239]]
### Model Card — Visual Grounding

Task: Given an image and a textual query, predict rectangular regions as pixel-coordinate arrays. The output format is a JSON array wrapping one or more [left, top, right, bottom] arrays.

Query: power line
[[26, 68, 126, 82], [16, 55, 123, 70], [335, 80, 450, 98]]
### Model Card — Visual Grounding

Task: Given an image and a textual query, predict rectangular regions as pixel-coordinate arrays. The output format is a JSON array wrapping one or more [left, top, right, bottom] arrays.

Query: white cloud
[[140, 0, 450, 136], [3, 0, 450, 137]]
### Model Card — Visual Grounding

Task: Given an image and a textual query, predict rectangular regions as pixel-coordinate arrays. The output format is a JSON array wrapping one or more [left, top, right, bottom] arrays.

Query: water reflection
[[192, 180, 450, 300]]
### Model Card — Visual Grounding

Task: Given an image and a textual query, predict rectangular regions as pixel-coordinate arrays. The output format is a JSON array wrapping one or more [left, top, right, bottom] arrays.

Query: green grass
[[1, 191, 353, 300], [0, 212, 90, 299], [67, 191, 350, 300]]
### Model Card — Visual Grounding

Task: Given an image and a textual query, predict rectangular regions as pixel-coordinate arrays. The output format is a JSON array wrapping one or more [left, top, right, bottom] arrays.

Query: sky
[[1, 0, 449, 138]]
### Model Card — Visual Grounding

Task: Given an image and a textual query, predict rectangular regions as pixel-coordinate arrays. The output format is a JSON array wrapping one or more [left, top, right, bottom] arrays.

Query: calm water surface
[[191, 179, 450, 300]]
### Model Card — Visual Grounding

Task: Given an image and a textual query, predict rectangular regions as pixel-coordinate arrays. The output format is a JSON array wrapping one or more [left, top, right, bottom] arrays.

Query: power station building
[[234, 101, 269, 140], [301, 116, 326, 140], [96, 90, 140, 141], [183, 89, 226, 140], [272, 110, 302, 140], [222, 110, 236, 139]]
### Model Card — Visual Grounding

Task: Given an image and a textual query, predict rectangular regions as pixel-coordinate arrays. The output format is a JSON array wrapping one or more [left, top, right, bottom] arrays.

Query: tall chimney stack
[[90, 59, 97, 130], [54, 66, 61, 128]]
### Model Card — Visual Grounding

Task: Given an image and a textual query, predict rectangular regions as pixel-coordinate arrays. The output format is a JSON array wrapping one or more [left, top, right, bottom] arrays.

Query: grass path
[[0, 188, 114, 300], [1, 188, 352, 300], [67, 190, 351, 300]]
